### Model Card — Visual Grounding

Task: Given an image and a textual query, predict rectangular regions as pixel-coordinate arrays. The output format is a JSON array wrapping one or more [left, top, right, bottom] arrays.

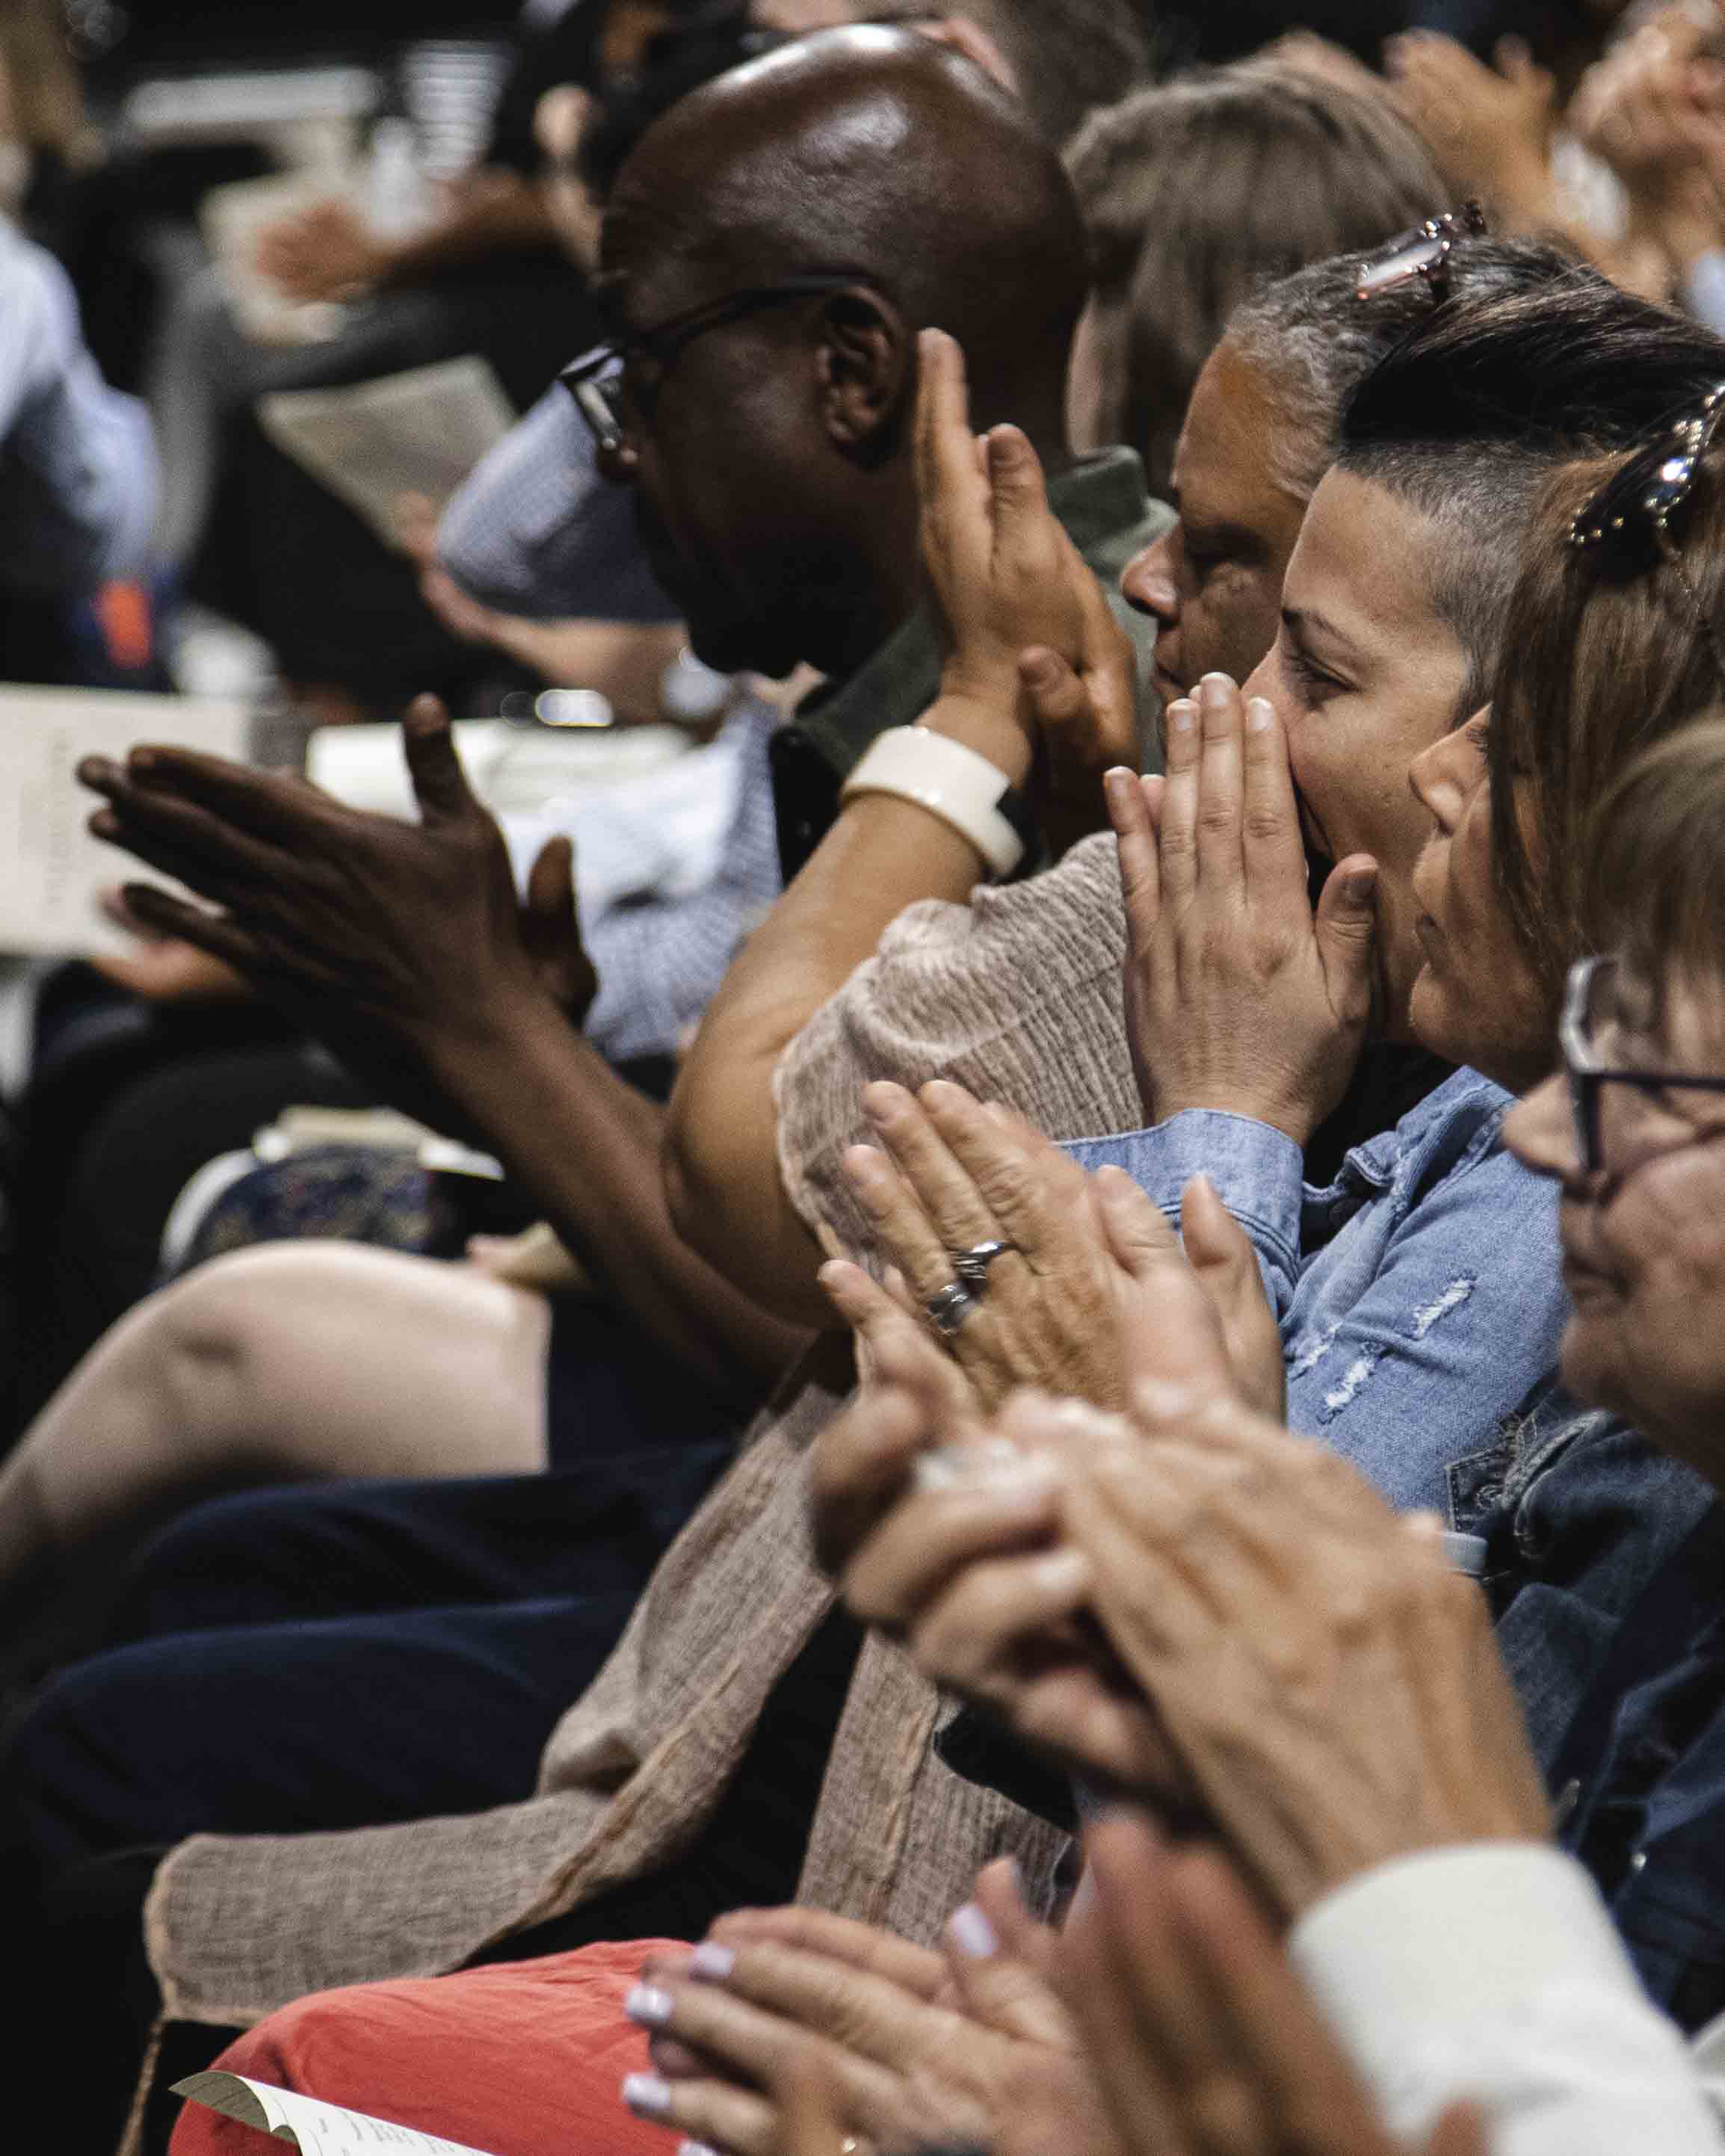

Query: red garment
[[168, 1939, 688, 2156]]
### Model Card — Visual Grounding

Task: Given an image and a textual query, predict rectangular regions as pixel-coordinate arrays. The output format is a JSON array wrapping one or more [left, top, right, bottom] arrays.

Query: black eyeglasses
[[1355, 201, 1487, 304], [1569, 382, 1725, 694], [560, 274, 865, 454], [1561, 954, 1725, 1175]]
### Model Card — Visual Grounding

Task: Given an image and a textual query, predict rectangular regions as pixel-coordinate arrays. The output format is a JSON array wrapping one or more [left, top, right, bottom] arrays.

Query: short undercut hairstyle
[[1337, 270, 1725, 723]]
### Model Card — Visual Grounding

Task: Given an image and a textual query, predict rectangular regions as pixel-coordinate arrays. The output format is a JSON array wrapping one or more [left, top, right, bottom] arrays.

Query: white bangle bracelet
[[840, 725, 1026, 879]]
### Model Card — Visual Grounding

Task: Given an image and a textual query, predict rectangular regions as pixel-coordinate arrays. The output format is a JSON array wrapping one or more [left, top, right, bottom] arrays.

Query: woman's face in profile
[[1404, 708, 1553, 1093], [1507, 966, 1725, 1479]]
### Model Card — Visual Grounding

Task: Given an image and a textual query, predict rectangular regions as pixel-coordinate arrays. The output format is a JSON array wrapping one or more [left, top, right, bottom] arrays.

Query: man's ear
[[814, 286, 913, 463], [911, 16, 1017, 99]]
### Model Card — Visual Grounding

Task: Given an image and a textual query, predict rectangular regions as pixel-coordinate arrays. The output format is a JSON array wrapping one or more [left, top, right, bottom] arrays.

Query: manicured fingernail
[[622, 2074, 673, 2120], [948, 1903, 999, 1959], [688, 1942, 736, 1980], [1200, 673, 1232, 709], [1247, 698, 1274, 733], [1167, 699, 1195, 732], [624, 1983, 676, 2029]]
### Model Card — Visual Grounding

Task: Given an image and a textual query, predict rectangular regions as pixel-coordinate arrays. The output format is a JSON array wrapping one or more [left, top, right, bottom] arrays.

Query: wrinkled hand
[[836, 1080, 1280, 1416], [815, 1383, 1189, 1795], [1057, 1814, 1490, 2156], [1058, 1387, 1551, 1921], [1386, 30, 1556, 215], [623, 1863, 1121, 2156], [79, 696, 598, 1122], [256, 198, 389, 302], [1108, 677, 1377, 1144]]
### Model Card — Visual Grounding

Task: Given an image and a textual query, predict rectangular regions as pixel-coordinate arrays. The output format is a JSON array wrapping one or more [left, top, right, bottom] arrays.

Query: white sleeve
[[1287, 1843, 1724, 2155]]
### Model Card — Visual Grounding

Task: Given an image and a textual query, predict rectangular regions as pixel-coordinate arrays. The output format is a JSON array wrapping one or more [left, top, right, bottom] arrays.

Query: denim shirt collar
[[1301, 1066, 1515, 1242]]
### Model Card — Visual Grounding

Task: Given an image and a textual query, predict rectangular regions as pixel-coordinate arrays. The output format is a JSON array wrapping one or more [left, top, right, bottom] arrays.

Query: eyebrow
[[1186, 516, 1271, 563], [1282, 604, 1365, 658]]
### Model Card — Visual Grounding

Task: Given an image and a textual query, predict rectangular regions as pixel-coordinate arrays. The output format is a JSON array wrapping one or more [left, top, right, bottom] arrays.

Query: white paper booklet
[[0, 686, 250, 956], [258, 357, 515, 548], [174, 2073, 501, 2156]]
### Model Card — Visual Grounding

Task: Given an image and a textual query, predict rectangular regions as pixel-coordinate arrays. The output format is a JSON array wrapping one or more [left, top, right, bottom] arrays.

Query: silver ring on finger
[[925, 1280, 980, 1337], [949, 1238, 1015, 1295]]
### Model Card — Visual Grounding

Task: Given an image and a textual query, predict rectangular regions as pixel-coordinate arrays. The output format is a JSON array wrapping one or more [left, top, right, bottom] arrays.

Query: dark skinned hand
[[78, 695, 598, 1137]]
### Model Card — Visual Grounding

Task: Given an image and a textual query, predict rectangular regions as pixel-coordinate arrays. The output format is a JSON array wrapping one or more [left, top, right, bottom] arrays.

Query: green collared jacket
[[770, 445, 1172, 880]]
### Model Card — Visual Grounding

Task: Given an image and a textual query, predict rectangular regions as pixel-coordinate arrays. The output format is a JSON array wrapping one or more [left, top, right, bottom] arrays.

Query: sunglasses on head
[[1355, 201, 1487, 305]]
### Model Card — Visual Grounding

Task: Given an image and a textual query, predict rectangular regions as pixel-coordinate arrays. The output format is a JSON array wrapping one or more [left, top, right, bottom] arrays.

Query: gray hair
[[1226, 235, 1581, 507]]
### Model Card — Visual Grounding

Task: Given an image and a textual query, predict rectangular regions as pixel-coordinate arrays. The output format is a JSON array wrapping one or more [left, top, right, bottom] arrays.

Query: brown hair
[[1587, 714, 1725, 986], [1064, 59, 1443, 492], [1491, 433, 1725, 992]]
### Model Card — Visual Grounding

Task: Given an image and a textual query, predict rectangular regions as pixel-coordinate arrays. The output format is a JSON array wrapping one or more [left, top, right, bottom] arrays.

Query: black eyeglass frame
[[1560, 953, 1725, 1176], [1354, 200, 1487, 304], [560, 274, 868, 453], [1568, 382, 1725, 699]]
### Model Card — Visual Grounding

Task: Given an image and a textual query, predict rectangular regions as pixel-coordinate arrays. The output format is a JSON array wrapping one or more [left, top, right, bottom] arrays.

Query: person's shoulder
[[1386, 1066, 1545, 1217]]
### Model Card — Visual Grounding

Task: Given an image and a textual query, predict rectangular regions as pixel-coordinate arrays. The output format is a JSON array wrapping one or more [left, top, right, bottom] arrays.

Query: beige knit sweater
[[136, 834, 1141, 2102]]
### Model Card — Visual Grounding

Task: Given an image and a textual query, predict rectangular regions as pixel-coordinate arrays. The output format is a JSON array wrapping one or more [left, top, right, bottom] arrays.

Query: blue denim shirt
[[1063, 1069, 1567, 1513]]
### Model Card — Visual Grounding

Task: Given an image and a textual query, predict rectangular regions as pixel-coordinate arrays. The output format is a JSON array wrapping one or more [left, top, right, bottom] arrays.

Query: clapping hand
[[1107, 676, 1377, 1145], [916, 327, 1142, 851], [830, 1078, 1283, 1418], [79, 696, 598, 1131], [1058, 1814, 1490, 2156], [622, 1866, 1122, 2156]]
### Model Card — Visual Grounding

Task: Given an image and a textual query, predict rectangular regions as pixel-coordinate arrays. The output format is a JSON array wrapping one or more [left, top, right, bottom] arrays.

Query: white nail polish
[[622, 2073, 673, 2120], [688, 1942, 736, 1981], [947, 1902, 999, 1959], [624, 1983, 675, 2029]]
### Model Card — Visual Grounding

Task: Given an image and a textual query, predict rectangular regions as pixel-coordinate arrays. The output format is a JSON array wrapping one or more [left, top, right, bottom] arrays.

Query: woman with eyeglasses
[[782, 402, 1725, 2154]]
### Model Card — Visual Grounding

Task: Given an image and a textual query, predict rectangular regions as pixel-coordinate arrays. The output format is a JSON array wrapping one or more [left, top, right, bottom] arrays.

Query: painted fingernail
[[947, 1903, 999, 1959], [1247, 698, 1274, 733], [1167, 699, 1196, 732], [621, 2074, 673, 2121], [688, 1942, 737, 1981], [624, 1983, 676, 2029]]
